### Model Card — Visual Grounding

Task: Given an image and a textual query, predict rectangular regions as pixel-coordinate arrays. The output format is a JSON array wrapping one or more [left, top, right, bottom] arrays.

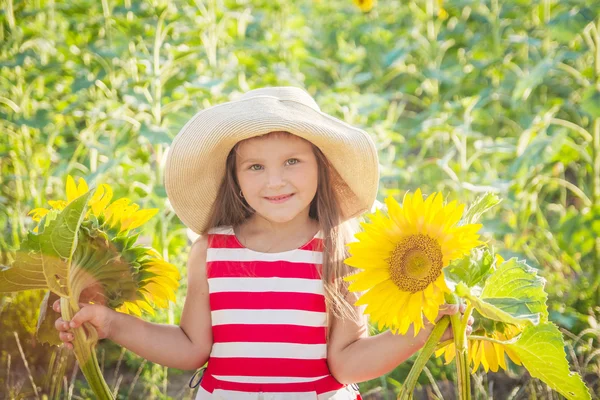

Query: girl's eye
[[249, 164, 263, 171], [286, 158, 299, 166]]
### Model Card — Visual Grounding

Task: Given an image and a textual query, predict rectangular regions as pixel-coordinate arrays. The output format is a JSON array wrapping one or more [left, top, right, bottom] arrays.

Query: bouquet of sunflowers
[[0, 176, 179, 400], [345, 190, 591, 400]]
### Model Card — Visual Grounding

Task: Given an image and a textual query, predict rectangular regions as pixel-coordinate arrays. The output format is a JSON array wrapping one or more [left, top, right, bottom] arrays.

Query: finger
[[53, 300, 61, 313], [438, 304, 459, 317], [68, 307, 94, 329], [63, 342, 73, 350], [459, 303, 466, 313], [466, 326, 473, 335], [59, 331, 74, 343], [54, 317, 70, 332], [468, 316, 474, 325]]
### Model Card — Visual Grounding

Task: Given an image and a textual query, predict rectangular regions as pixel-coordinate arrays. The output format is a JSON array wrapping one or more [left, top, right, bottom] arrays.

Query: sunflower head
[[353, 0, 375, 12], [27, 175, 179, 316], [345, 189, 483, 335]]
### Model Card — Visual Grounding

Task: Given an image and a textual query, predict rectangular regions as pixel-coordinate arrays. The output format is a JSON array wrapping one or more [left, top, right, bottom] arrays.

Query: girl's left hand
[[431, 303, 474, 342]]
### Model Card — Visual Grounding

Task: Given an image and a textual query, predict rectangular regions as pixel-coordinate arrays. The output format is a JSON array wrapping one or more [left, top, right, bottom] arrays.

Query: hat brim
[[165, 95, 379, 234]]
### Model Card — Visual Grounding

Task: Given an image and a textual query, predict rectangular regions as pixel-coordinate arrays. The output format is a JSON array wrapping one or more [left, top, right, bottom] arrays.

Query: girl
[[54, 87, 473, 399]]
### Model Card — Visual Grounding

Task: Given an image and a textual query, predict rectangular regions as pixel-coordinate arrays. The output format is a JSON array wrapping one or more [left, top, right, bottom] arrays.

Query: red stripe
[[208, 234, 244, 248], [300, 238, 323, 252], [206, 261, 322, 279], [201, 373, 345, 394], [209, 233, 323, 252], [212, 324, 327, 344], [210, 292, 326, 312], [206, 357, 330, 378]]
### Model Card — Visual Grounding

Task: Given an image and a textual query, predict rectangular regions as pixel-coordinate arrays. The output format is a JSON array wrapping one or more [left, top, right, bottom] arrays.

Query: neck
[[242, 210, 318, 238]]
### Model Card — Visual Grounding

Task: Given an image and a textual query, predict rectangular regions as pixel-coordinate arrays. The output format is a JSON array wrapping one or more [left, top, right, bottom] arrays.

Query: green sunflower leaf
[[462, 192, 502, 225], [444, 247, 495, 291], [36, 290, 62, 346], [457, 258, 548, 326], [0, 233, 47, 293], [39, 191, 94, 297], [505, 323, 591, 400]]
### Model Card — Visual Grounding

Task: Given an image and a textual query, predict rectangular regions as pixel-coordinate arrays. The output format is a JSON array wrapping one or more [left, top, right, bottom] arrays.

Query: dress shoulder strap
[[206, 225, 234, 235]]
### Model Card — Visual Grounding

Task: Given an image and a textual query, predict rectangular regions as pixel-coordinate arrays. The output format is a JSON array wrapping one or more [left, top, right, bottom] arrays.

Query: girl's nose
[[266, 171, 286, 189]]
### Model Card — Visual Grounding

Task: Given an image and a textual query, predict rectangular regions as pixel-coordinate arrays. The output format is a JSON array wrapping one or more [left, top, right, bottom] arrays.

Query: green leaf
[[512, 56, 560, 102], [39, 192, 93, 297], [547, 8, 596, 44], [481, 258, 548, 322], [458, 258, 548, 326], [36, 290, 62, 346], [581, 86, 600, 118], [444, 247, 495, 291], [139, 123, 173, 145], [505, 323, 592, 400], [0, 233, 47, 293], [458, 283, 539, 327], [461, 192, 502, 225]]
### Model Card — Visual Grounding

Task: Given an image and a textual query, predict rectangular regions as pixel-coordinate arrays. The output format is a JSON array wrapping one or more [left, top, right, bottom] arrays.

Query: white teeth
[[268, 194, 291, 200]]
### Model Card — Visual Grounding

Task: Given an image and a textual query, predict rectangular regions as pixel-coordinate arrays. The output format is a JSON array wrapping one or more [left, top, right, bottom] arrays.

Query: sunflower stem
[[461, 303, 474, 327], [447, 294, 471, 400], [468, 335, 508, 345], [397, 316, 450, 399], [61, 297, 114, 400]]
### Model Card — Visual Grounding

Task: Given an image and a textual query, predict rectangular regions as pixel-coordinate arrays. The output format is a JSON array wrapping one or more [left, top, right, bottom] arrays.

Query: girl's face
[[235, 133, 318, 225]]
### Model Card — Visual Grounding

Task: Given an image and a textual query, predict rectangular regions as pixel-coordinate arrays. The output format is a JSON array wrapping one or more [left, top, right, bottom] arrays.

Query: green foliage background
[[1, 0, 599, 398]]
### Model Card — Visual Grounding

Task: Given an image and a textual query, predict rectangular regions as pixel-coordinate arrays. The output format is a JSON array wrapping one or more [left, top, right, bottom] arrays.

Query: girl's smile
[[264, 193, 294, 203]]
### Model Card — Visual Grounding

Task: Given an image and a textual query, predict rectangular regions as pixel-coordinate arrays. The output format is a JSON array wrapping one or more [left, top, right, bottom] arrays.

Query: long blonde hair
[[203, 131, 360, 326]]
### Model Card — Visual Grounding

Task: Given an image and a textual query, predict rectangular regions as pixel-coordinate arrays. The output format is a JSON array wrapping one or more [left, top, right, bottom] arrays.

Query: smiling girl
[[53, 87, 472, 399]]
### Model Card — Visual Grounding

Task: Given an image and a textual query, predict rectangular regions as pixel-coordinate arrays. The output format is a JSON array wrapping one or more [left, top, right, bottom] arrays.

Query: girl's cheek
[[238, 172, 260, 189], [296, 168, 318, 191]]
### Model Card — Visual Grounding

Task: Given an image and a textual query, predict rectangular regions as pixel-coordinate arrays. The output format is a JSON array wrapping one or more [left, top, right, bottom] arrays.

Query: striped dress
[[195, 226, 362, 400]]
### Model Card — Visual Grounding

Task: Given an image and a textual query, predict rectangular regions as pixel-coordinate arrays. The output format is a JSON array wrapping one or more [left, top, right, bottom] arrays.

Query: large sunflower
[[344, 189, 483, 335], [436, 324, 523, 372]]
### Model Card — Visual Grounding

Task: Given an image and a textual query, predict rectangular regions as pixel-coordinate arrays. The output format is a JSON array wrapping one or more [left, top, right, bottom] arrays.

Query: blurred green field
[[1, 0, 599, 398]]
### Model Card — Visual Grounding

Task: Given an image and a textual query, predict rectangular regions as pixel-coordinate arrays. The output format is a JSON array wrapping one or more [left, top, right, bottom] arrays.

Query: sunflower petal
[[90, 184, 114, 217], [120, 208, 159, 232], [28, 208, 49, 222], [348, 269, 390, 291], [66, 175, 78, 203]]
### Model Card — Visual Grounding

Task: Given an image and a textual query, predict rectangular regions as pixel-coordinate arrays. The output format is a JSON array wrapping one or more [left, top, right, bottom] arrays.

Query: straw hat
[[164, 86, 379, 235]]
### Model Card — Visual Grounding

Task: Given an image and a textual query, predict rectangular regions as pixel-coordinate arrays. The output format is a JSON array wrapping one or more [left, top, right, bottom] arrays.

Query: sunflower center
[[388, 234, 444, 293]]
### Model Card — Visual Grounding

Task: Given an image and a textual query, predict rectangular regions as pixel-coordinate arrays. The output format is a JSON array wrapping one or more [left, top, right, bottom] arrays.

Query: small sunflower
[[436, 324, 523, 372], [1, 175, 181, 399], [353, 0, 375, 12], [344, 189, 483, 335], [26, 175, 179, 316]]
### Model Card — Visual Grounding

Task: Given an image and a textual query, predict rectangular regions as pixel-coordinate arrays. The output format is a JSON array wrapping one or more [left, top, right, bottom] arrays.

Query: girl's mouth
[[264, 194, 294, 203]]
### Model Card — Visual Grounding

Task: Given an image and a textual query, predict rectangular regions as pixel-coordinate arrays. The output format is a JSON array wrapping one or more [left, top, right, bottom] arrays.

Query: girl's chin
[[259, 214, 299, 224], [253, 209, 309, 224]]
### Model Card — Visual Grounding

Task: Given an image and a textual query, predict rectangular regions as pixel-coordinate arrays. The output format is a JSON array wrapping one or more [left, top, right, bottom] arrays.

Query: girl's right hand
[[53, 300, 116, 349]]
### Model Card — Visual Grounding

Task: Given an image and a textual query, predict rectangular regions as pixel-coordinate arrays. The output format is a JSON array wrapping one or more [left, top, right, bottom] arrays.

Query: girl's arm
[[326, 292, 466, 384], [55, 236, 213, 371]]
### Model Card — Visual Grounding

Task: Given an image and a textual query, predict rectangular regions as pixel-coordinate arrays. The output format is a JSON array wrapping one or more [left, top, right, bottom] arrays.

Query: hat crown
[[237, 86, 321, 112]]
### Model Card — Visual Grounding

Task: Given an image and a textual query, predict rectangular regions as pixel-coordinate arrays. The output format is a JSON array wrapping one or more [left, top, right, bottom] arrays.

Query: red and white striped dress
[[195, 226, 361, 400]]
